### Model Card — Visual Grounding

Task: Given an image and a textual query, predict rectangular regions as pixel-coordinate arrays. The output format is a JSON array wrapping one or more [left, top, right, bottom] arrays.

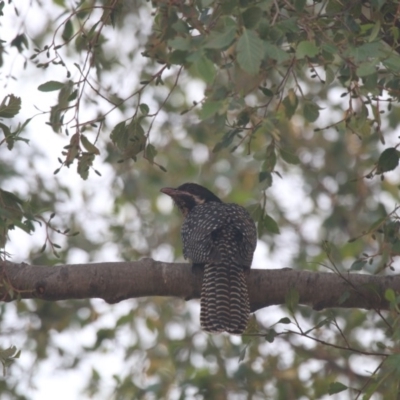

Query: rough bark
[[0, 260, 398, 312]]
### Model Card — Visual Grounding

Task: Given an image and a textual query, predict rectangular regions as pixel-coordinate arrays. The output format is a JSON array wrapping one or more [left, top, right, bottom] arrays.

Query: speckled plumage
[[161, 183, 257, 334]]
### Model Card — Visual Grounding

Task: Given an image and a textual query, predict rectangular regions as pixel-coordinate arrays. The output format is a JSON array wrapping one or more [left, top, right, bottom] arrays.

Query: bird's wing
[[182, 203, 256, 267]]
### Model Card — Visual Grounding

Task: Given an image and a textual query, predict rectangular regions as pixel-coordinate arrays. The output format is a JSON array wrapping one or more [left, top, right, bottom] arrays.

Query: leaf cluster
[[2, 0, 400, 398]]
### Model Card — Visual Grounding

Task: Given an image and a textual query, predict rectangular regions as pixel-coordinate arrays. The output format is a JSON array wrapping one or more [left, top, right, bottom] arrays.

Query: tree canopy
[[2, 0, 400, 398]]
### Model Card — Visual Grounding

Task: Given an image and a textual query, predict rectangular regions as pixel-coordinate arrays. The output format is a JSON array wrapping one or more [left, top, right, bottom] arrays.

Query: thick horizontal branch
[[0, 260, 398, 312]]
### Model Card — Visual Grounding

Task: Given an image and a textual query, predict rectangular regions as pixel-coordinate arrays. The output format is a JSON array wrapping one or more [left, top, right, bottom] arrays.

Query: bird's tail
[[200, 263, 250, 334]]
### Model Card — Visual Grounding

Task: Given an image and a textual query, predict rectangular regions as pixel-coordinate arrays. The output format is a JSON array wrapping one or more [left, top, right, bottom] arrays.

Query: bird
[[160, 183, 257, 334]]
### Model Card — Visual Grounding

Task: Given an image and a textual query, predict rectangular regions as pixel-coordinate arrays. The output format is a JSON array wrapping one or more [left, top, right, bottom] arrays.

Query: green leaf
[[368, 20, 381, 42], [237, 29, 264, 75], [259, 86, 274, 97], [265, 329, 277, 343], [384, 288, 396, 303], [322, 43, 338, 54], [0, 95, 21, 118], [193, 56, 215, 83], [247, 204, 263, 221], [350, 259, 367, 271], [38, 81, 65, 92], [0, 346, 19, 360], [258, 171, 272, 189], [356, 61, 377, 77], [68, 90, 78, 102], [77, 153, 94, 180], [351, 42, 382, 62], [172, 19, 190, 34], [0, 346, 20, 376], [0, 123, 10, 137], [303, 101, 320, 122], [145, 143, 157, 163], [294, 0, 306, 11], [263, 214, 280, 234], [64, 132, 80, 166], [277, 317, 291, 324], [48, 81, 73, 132], [212, 129, 238, 153], [0, 190, 25, 207], [324, 67, 335, 85], [328, 382, 348, 395], [264, 42, 290, 63], [376, 341, 386, 350], [10, 34, 28, 52], [169, 50, 187, 65], [263, 142, 276, 172], [186, 50, 201, 63], [277, 17, 299, 33], [139, 103, 149, 116], [383, 55, 400, 72], [282, 89, 298, 119], [62, 19, 74, 41], [81, 135, 100, 155], [391, 239, 400, 254], [366, 216, 386, 234], [238, 346, 247, 362], [110, 121, 127, 146], [304, 317, 332, 334], [124, 119, 146, 161], [376, 147, 399, 174], [280, 148, 300, 165], [58, 81, 73, 106], [242, 7, 262, 29], [199, 100, 224, 120], [385, 354, 400, 374], [204, 25, 236, 49], [285, 288, 299, 313], [111, 120, 146, 162], [168, 37, 191, 51], [362, 378, 380, 398], [296, 40, 319, 59]]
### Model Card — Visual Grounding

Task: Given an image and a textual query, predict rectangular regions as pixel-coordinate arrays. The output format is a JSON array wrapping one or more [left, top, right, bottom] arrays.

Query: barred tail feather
[[200, 263, 250, 334]]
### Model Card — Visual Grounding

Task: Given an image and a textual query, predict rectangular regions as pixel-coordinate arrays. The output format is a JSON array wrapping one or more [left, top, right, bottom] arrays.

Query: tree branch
[[0, 260, 398, 312]]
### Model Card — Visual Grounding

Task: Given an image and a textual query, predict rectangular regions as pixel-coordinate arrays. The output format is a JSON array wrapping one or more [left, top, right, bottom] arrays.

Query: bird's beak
[[160, 187, 176, 197], [160, 187, 188, 197]]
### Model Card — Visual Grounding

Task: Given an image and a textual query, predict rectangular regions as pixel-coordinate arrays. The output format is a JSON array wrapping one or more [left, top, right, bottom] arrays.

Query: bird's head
[[160, 183, 222, 216]]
